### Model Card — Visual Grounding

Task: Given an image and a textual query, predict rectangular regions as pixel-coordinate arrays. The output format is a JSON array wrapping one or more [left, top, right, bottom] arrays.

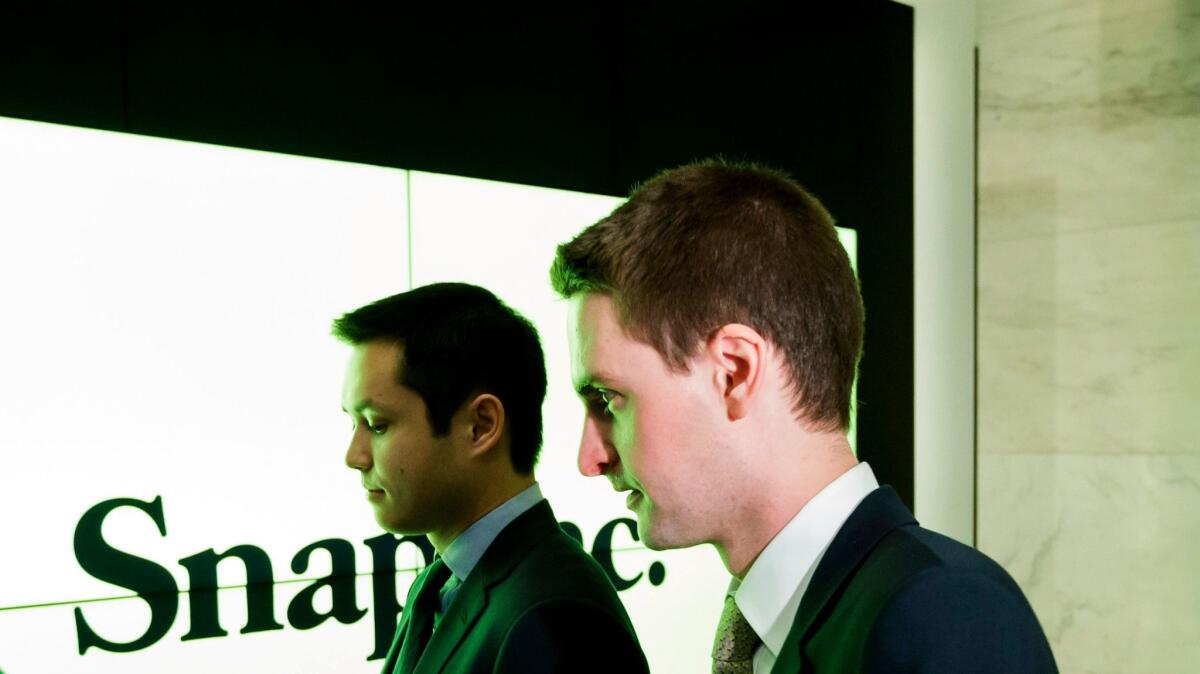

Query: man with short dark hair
[[334, 282, 648, 674], [552, 161, 1057, 673]]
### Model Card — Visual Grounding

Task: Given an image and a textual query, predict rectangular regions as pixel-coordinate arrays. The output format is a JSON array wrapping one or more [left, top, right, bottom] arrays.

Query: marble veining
[[979, 0, 1200, 127]]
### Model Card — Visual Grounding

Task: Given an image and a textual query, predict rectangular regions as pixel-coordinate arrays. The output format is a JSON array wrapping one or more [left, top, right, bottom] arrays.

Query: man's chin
[[375, 511, 416, 535], [636, 512, 677, 551], [640, 535, 669, 551]]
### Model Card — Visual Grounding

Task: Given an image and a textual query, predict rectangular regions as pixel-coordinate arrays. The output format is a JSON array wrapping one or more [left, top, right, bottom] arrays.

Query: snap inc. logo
[[73, 496, 665, 660]]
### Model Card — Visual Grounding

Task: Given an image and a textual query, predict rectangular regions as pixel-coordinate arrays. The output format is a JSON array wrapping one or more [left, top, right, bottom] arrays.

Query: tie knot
[[419, 559, 454, 608], [712, 594, 760, 674]]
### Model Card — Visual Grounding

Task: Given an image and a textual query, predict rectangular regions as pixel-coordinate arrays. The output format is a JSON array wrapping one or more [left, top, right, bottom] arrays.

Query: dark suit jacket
[[771, 486, 1058, 673], [380, 500, 649, 674]]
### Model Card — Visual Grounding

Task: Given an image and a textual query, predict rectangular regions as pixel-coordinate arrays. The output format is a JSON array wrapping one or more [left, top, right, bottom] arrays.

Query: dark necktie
[[433, 573, 461, 628], [712, 593, 761, 674], [396, 558, 453, 674]]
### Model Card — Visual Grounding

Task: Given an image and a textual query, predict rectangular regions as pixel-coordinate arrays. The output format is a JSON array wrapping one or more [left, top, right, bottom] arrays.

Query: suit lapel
[[413, 501, 559, 674], [772, 486, 917, 672], [383, 563, 435, 674]]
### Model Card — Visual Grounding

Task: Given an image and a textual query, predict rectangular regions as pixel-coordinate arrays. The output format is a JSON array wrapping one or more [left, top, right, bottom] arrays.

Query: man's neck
[[716, 436, 857, 579]]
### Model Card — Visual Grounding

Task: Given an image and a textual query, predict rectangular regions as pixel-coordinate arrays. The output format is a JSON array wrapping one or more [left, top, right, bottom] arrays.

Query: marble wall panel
[[979, 220, 1200, 455], [977, 452, 1200, 673], [977, 0, 1200, 670], [980, 115, 1200, 236], [978, 0, 1200, 129], [978, 0, 1103, 127], [977, 224, 1059, 456], [1097, 0, 1200, 128], [977, 177, 1058, 241], [979, 0, 1200, 237]]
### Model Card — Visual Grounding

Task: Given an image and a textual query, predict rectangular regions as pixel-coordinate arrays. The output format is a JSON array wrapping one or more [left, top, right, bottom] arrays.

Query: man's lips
[[609, 478, 634, 493], [612, 481, 642, 509]]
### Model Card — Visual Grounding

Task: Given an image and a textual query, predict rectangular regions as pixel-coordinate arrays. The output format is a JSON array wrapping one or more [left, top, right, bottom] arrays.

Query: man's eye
[[367, 422, 389, 435], [597, 390, 619, 415]]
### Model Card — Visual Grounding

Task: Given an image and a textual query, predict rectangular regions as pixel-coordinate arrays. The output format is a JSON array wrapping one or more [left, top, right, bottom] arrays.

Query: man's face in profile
[[341, 341, 458, 533], [568, 293, 728, 550]]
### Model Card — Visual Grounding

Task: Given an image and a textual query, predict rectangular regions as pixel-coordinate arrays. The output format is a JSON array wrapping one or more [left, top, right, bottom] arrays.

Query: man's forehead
[[342, 341, 404, 401], [347, 340, 406, 375], [568, 292, 625, 343], [567, 293, 633, 389], [567, 293, 612, 358]]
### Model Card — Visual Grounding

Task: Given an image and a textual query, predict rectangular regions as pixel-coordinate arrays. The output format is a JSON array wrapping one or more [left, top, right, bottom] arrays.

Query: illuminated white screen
[[0, 117, 856, 674], [0, 117, 414, 673]]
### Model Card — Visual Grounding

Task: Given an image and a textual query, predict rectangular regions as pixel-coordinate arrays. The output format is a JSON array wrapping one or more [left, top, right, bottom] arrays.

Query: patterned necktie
[[712, 593, 760, 674], [397, 558, 453, 674]]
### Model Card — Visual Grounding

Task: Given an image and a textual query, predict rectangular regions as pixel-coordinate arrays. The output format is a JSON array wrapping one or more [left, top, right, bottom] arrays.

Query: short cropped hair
[[332, 283, 547, 474], [551, 160, 862, 431]]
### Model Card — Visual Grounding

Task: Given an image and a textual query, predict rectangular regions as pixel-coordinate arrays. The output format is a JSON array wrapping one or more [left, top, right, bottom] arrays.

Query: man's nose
[[344, 430, 371, 471], [577, 414, 615, 477]]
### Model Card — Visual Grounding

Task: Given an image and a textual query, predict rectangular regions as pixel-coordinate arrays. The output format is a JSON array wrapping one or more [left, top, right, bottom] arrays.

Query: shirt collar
[[732, 462, 879, 657], [440, 482, 544, 582]]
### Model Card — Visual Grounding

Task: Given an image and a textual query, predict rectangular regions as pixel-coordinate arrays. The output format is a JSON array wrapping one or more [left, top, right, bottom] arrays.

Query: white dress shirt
[[728, 462, 879, 673]]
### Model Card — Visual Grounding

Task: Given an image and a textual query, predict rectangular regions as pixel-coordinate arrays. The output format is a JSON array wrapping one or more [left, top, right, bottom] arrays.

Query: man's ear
[[705, 324, 767, 421], [465, 393, 506, 457]]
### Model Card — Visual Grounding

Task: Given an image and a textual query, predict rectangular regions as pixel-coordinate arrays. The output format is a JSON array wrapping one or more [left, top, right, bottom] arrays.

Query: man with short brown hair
[[552, 160, 1056, 673]]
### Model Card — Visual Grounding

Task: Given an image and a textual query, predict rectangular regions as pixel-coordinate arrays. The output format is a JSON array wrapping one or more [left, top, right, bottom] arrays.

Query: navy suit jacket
[[771, 486, 1058, 673], [380, 500, 648, 674]]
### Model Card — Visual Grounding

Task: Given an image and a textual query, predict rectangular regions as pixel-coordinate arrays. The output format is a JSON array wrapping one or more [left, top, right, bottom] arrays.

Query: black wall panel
[[0, 2, 126, 129]]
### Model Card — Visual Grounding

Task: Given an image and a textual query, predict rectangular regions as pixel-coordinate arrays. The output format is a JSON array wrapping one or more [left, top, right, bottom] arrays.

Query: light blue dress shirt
[[437, 483, 545, 613]]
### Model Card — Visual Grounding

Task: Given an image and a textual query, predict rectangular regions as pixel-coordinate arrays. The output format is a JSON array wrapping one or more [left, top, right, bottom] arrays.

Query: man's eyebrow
[[574, 372, 620, 397], [340, 399, 376, 414]]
